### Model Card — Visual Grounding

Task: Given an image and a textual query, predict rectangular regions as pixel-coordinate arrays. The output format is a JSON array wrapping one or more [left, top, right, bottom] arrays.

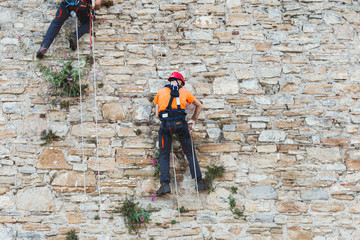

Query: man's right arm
[[191, 99, 203, 121]]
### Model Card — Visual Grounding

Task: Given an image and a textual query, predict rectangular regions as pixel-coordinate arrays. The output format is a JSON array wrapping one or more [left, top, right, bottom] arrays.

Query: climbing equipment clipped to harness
[[64, 0, 80, 8], [159, 84, 187, 121]]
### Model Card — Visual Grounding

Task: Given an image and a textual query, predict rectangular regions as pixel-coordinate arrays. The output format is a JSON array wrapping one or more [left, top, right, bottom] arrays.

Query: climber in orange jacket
[[153, 72, 209, 195]]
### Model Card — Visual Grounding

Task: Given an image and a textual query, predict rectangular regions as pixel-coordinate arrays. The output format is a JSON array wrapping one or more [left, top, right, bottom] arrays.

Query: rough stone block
[[311, 201, 345, 212], [275, 201, 308, 213], [88, 158, 115, 172], [259, 130, 286, 142], [37, 147, 72, 170], [227, 14, 251, 26], [321, 138, 349, 146], [51, 172, 96, 193], [197, 143, 241, 153], [71, 122, 116, 138], [193, 16, 218, 29], [249, 186, 277, 200], [301, 189, 329, 200], [306, 147, 341, 163], [16, 187, 55, 212], [345, 160, 360, 170], [287, 230, 312, 240], [102, 103, 126, 121]]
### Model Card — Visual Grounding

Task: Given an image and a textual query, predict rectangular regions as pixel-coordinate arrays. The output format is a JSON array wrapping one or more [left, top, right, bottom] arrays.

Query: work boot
[[196, 179, 210, 191], [156, 182, 171, 196], [69, 33, 77, 51], [36, 45, 48, 59]]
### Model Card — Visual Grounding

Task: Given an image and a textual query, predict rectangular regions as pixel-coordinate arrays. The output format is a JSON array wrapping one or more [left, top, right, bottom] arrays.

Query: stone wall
[[1, 0, 360, 239]]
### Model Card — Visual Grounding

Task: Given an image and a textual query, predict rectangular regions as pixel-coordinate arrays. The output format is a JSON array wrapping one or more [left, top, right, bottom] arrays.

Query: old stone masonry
[[1, 0, 360, 239]]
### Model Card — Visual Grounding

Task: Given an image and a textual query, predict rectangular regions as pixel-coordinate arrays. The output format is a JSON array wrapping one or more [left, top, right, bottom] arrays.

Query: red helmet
[[168, 72, 185, 86]]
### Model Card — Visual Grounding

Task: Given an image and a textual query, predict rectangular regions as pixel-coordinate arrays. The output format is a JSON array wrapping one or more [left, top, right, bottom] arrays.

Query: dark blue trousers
[[158, 121, 202, 183], [41, 1, 90, 48]]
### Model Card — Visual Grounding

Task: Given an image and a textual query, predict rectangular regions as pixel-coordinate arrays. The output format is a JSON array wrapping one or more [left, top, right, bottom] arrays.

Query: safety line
[[171, 144, 184, 240], [90, 2, 104, 239], [189, 126, 206, 239], [75, 16, 89, 240]]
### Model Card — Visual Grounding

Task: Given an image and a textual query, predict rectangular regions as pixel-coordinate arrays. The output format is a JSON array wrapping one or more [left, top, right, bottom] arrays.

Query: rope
[[90, 3, 104, 239], [75, 16, 89, 240], [155, 0, 164, 77], [189, 124, 206, 239], [171, 144, 184, 240]]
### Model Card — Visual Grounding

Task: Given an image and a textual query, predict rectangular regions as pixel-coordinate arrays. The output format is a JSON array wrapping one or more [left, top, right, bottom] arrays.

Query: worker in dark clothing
[[153, 72, 209, 195], [36, 0, 101, 59]]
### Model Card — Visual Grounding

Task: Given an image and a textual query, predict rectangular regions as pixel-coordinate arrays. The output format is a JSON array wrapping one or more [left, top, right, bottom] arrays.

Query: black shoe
[[69, 34, 77, 51], [36, 46, 48, 59], [156, 182, 171, 195], [196, 179, 210, 191]]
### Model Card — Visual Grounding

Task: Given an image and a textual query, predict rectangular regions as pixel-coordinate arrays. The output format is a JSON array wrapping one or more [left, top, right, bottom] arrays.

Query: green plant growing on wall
[[228, 194, 245, 220], [231, 186, 238, 194], [94, 215, 100, 220], [113, 196, 151, 233], [203, 165, 224, 192], [40, 130, 60, 146], [179, 206, 189, 213], [65, 230, 78, 240], [38, 56, 90, 97]]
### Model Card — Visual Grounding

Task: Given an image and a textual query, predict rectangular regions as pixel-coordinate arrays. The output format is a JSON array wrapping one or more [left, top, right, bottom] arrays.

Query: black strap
[[165, 85, 181, 111]]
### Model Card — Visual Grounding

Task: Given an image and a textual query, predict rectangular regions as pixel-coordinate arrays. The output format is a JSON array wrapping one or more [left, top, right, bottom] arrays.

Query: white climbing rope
[[75, 16, 89, 240], [90, 3, 104, 239], [156, 1, 184, 238], [189, 127, 206, 239], [171, 144, 184, 240]]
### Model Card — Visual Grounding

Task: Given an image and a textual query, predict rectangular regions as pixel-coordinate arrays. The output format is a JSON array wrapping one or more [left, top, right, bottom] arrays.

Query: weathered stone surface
[[71, 122, 116, 138], [227, 14, 251, 26], [275, 201, 308, 213], [67, 212, 85, 224], [198, 143, 241, 153], [349, 204, 360, 214], [249, 186, 277, 200], [193, 16, 218, 29], [311, 201, 345, 212], [301, 189, 329, 200], [37, 147, 72, 170], [0, 196, 14, 210], [249, 154, 278, 169], [345, 160, 360, 170], [213, 77, 239, 95], [287, 230, 312, 240], [306, 147, 342, 163], [259, 130, 287, 142], [321, 138, 349, 146], [16, 187, 55, 212], [23, 115, 47, 136], [88, 158, 115, 172], [51, 172, 96, 193], [102, 103, 126, 121]]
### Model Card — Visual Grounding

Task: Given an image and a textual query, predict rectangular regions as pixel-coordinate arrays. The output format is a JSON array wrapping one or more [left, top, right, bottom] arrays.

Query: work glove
[[187, 118, 197, 129]]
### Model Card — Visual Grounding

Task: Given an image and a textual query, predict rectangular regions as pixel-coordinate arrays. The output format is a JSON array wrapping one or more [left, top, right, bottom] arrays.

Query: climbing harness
[[159, 84, 187, 121]]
